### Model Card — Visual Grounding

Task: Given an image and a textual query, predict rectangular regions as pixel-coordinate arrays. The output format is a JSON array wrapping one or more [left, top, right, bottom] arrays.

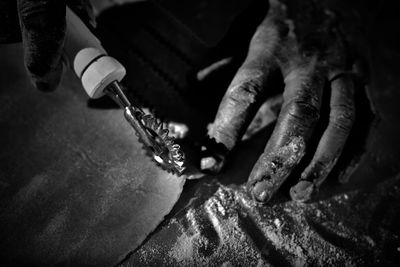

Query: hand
[[0, 0, 94, 91], [201, 0, 361, 203]]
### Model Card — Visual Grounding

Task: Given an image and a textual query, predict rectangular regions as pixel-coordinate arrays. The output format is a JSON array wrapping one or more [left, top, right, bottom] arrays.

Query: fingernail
[[251, 180, 271, 203], [290, 180, 314, 203], [200, 156, 225, 174]]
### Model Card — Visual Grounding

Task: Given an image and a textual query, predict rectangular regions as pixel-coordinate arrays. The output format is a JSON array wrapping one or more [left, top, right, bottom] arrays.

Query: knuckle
[[302, 157, 338, 185], [271, 19, 291, 38], [18, 1, 64, 29], [312, 159, 330, 169], [227, 78, 263, 105], [19, 1, 47, 20], [330, 104, 355, 131], [286, 97, 320, 122], [258, 17, 288, 40]]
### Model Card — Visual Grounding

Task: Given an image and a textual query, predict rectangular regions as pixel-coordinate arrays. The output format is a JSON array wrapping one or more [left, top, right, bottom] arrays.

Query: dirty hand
[[0, 0, 94, 91], [202, 0, 359, 203]]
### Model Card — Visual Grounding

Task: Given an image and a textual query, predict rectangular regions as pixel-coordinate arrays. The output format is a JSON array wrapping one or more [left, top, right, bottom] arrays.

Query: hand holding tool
[[64, 7, 185, 175]]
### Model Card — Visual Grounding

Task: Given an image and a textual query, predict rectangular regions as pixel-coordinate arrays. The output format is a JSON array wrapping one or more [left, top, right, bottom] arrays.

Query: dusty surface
[[124, 178, 400, 266], [0, 44, 185, 266]]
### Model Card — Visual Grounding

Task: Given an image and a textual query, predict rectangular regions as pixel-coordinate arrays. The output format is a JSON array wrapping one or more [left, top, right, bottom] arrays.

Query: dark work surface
[[0, 0, 399, 266], [0, 45, 185, 266]]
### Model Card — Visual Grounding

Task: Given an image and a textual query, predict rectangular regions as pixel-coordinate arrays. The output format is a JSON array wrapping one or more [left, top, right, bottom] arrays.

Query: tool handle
[[64, 7, 126, 98]]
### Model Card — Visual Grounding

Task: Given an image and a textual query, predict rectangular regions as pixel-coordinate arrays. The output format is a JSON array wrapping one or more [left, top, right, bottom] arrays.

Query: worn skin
[[202, 0, 359, 203]]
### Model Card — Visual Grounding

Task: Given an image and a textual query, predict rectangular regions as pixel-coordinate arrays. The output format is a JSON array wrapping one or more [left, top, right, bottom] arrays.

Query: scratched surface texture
[[106, 0, 399, 266], [0, 44, 185, 266]]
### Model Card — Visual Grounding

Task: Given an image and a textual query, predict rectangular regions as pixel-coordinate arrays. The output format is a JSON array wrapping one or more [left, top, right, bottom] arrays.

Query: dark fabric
[[0, 0, 21, 43]]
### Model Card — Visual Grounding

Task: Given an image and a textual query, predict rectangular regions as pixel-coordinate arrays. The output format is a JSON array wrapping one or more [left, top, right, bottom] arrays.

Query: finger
[[17, 0, 66, 91], [201, 16, 280, 173], [248, 60, 324, 203], [290, 73, 355, 202]]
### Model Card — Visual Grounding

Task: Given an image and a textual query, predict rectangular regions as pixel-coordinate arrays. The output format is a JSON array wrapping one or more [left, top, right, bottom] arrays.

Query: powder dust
[[127, 174, 400, 266]]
